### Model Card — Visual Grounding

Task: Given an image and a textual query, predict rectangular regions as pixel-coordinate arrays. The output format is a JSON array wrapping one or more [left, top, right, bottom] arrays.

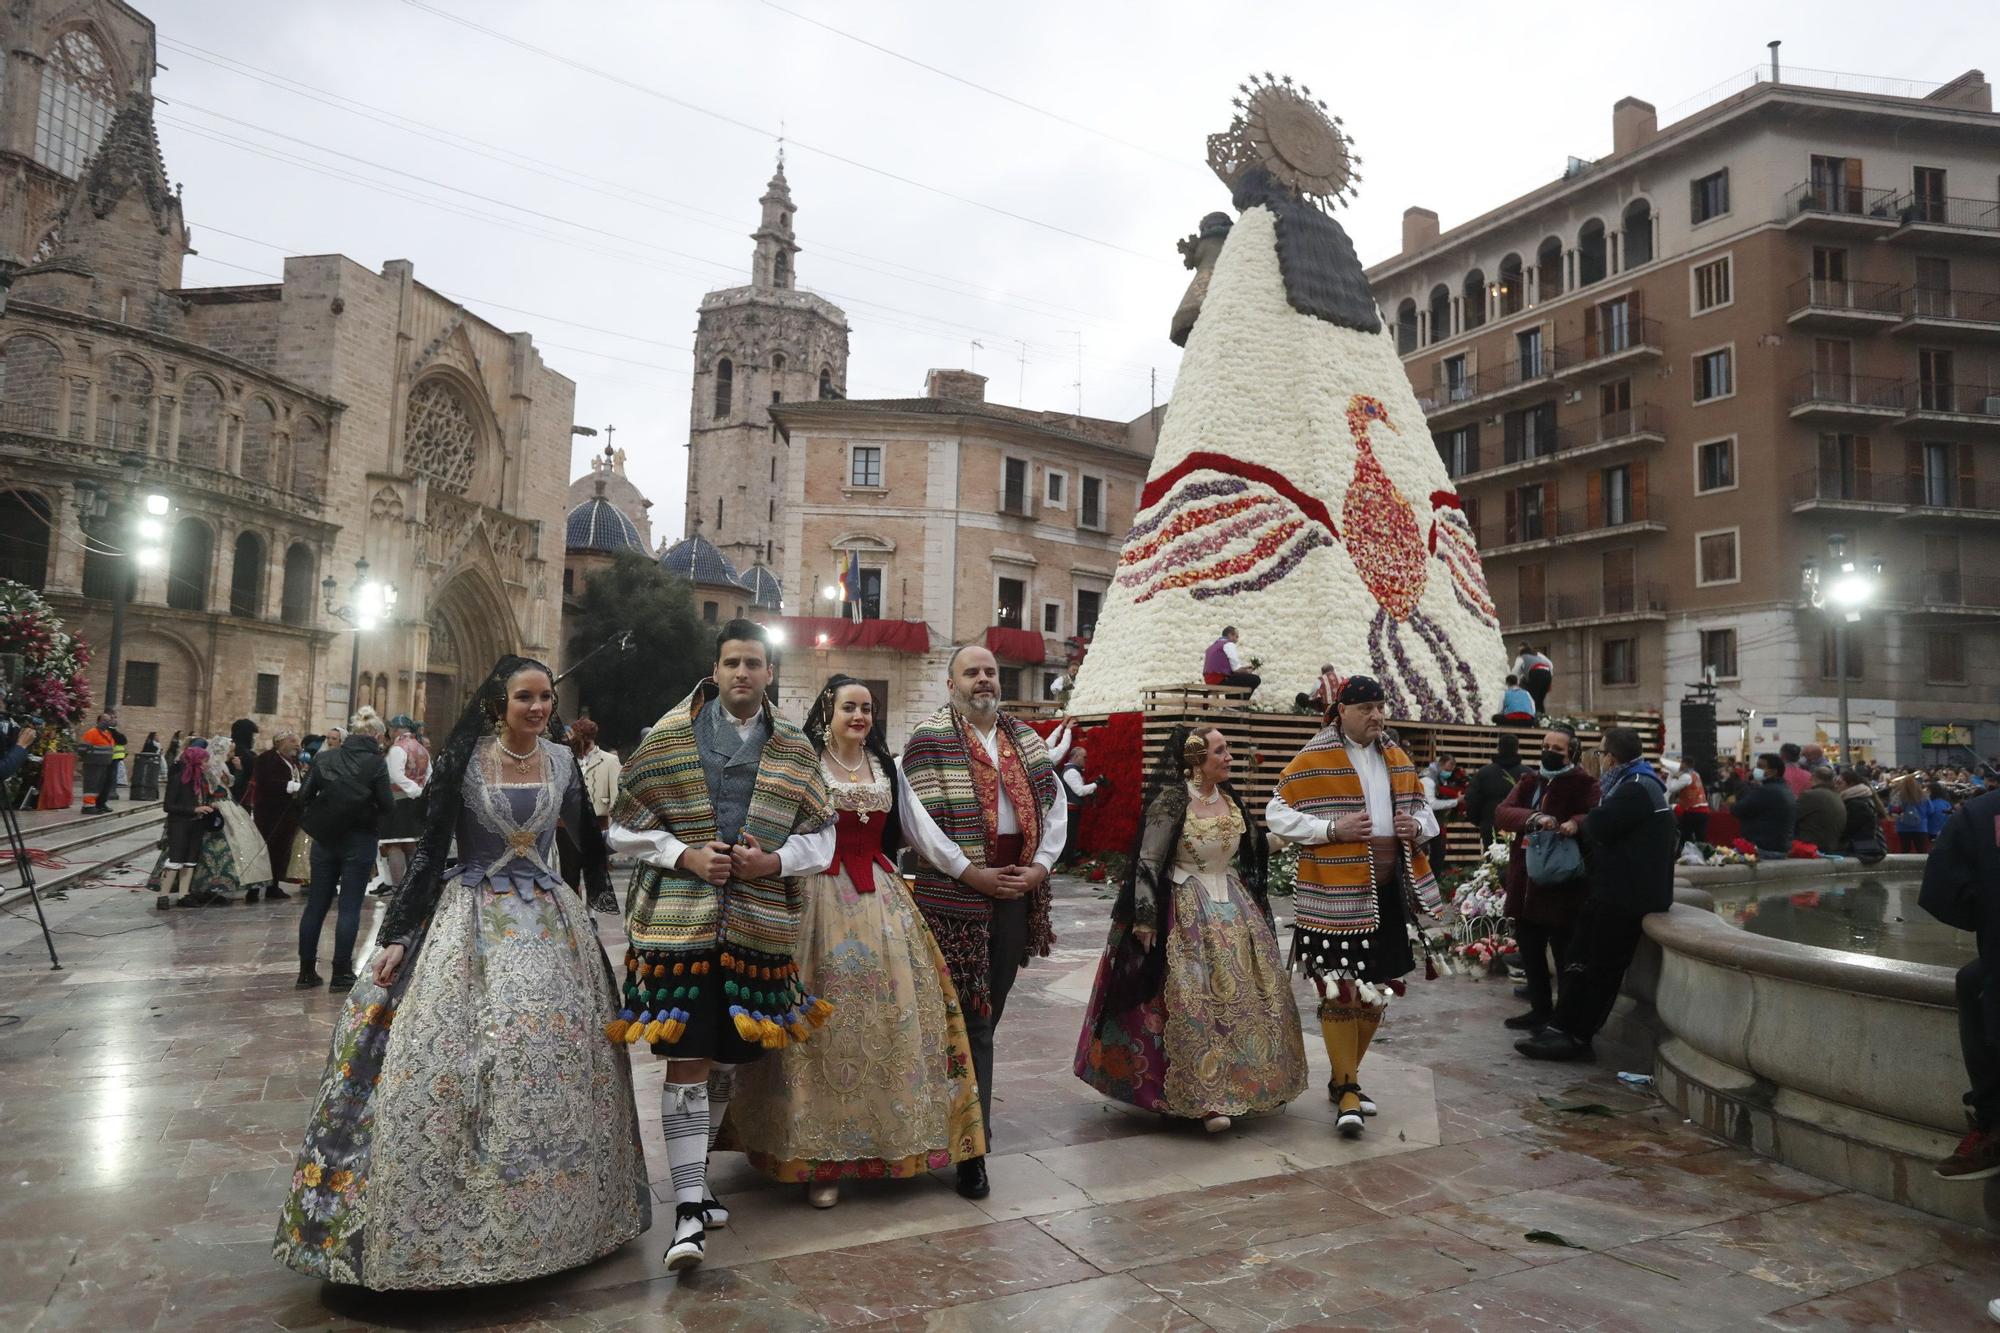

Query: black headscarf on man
[[374, 654, 612, 946], [1094, 724, 1268, 1031], [800, 673, 902, 862]]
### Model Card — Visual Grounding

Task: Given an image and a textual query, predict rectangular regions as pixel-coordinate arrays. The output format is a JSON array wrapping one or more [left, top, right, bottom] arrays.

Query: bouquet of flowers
[[0, 579, 92, 728], [1787, 840, 1821, 861], [1703, 838, 1758, 867], [1266, 842, 1300, 897]]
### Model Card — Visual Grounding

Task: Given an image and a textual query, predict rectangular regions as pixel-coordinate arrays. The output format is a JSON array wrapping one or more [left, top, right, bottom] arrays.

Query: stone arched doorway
[[420, 570, 516, 738]]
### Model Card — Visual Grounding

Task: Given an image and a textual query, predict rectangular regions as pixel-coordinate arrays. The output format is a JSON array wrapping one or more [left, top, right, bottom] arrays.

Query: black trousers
[[1677, 809, 1710, 847], [1958, 958, 2000, 1131], [1525, 667, 1553, 713], [1552, 901, 1650, 1042], [1221, 671, 1261, 691], [1515, 918, 1571, 1017], [963, 896, 1029, 1154]]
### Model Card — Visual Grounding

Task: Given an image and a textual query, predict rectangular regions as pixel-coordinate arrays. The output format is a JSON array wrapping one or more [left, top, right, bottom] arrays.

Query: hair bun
[[1181, 729, 1210, 770]]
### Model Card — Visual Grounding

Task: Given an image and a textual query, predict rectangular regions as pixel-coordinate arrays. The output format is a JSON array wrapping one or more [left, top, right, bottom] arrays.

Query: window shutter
[[1959, 443, 1976, 494], [1818, 433, 1837, 476], [1855, 436, 1872, 490], [1504, 490, 1518, 544], [1905, 442, 1924, 504], [1582, 305, 1599, 359], [1587, 470, 1603, 527], [1546, 478, 1561, 529], [1632, 458, 1649, 518], [1628, 289, 1645, 322]]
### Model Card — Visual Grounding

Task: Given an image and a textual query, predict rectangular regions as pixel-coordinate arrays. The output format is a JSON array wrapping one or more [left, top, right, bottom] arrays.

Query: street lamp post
[[74, 455, 169, 711], [1801, 532, 1884, 765], [322, 557, 398, 720]]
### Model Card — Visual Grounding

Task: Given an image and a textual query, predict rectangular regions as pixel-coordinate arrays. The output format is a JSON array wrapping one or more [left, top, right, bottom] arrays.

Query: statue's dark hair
[[1229, 167, 1382, 334]]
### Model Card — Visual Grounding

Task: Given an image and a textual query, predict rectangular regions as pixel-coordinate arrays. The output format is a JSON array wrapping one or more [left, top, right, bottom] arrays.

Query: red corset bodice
[[832, 805, 892, 893]]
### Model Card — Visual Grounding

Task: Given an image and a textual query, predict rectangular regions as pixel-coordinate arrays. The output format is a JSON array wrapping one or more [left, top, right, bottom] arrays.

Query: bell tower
[[684, 157, 849, 577]]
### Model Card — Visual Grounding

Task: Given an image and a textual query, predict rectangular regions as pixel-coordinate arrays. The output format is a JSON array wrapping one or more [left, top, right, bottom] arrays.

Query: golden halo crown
[[1206, 72, 1361, 211]]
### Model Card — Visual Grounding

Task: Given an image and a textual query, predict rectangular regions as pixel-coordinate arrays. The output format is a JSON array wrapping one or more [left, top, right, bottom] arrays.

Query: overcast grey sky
[[145, 1, 1994, 537]]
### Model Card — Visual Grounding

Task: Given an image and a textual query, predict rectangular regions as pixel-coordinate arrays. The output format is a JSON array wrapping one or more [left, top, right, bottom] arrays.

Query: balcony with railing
[[1784, 181, 1900, 234], [1787, 370, 1905, 422], [1504, 592, 1555, 630], [1423, 350, 1567, 420], [1792, 466, 2000, 519], [1554, 581, 1668, 625], [997, 484, 1038, 519], [1450, 403, 1668, 487], [1902, 571, 2000, 613], [1785, 276, 1901, 331], [1900, 380, 2000, 431], [1480, 497, 1665, 553], [1888, 193, 2000, 247], [1555, 315, 1663, 380], [1891, 287, 2000, 341]]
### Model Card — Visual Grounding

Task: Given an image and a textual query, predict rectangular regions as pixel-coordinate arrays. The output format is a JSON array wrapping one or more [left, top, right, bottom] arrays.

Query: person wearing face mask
[[720, 674, 983, 1210], [1265, 675, 1443, 1139], [1731, 753, 1797, 857], [898, 644, 1067, 1202], [607, 620, 837, 1274], [1492, 725, 1601, 1033]]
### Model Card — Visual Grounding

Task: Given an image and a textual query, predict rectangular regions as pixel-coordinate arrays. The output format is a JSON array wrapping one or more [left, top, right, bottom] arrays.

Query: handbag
[[286, 831, 313, 883], [1524, 782, 1587, 886]]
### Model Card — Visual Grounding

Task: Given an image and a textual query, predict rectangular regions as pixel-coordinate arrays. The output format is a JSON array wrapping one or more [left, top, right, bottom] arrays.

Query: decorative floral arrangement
[[1266, 842, 1300, 897], [0, 579, 92, 729], [1703, 838, 1759, 867], [1066, 205, 1509, 717], [1066, 850, 1131, 885], [1026, 710, 1144, 858]]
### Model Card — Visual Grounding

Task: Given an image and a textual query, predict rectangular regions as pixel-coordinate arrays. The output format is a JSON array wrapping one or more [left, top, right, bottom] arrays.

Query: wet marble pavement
[[3, 865, 1995, 1332]]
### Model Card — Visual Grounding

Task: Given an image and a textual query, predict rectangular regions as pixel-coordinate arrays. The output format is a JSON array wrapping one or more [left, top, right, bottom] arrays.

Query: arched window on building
[[1536, 235, 1564, 301], [1622, 198, 1654, 268], [167, 518, 213, 612], [0, 334, 66, 427], [372, 673, 389, 713], [240, 397, 277, 486], [1426, 284, 1452, 344], [0, 490, 51, 589], [179, 376, 224, 471], [771, 352, 787, 375], [1497, 253, 1524, 316], [103, 354, 152, 448], [229, 530, 265, 618], [80, 511, 125, 600], [713, 357, 733, 420], [773, 251, 790, 287], [1394, 299, 1418, 355], [819, 367, 835, 400], [1462, 269, 1487, 331], [280, 543, 315, 627], [35, 29, 116, 177], [291, 415, 327, 499], [404, 379, 479, 495], [1577, 219, 1607, 287]]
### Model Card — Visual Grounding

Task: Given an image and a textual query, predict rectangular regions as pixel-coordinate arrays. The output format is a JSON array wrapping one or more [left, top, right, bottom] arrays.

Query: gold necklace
[[825, 749, 875, 822]]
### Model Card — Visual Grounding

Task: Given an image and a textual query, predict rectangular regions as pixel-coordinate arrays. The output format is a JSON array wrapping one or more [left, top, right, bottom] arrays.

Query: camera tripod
[[0, 793, 62, 970]]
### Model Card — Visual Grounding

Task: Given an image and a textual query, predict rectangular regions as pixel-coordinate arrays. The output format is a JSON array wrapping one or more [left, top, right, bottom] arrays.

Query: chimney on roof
[[1926, 69, 1993, 112], [1612, 97, 1658, 155], [1401, 207, 1439, 255], [924, 368, 986, 402]]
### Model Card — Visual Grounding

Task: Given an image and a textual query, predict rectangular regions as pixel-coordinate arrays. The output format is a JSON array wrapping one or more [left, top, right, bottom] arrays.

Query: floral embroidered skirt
[[1075, 871, 1307, 1118], [271, 881, 650, 1290], [720, 862, 985, 1181]]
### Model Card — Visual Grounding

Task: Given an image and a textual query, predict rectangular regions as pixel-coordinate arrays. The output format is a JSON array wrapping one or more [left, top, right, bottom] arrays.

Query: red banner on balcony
[[983, 626, 1047, 664], [778, 616, 930, 655]]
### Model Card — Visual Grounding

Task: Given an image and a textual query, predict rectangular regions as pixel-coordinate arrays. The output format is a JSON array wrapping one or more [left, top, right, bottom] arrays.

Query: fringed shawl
[[900, 705, 1059, 1016], [1275, 728, 1441, 944], [614, 682, 831, 958]]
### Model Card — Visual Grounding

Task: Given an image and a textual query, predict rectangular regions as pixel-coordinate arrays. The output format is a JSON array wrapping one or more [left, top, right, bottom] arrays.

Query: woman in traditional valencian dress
[[722, 674, 984, 1208], [1075, 726, 1307, 1131], [197, 734, 275, 903], [272, 656, 649, 1290]]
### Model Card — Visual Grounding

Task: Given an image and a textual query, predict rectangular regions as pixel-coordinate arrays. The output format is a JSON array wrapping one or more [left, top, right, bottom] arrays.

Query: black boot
[[1515, 1028, 1594, 1061], [266, 885, 292, 901], [955, 1157, 990, 1200], [1503, 1009, 1552, 1030], [296, 965, 324, 989], [244, 887, 260, 904]]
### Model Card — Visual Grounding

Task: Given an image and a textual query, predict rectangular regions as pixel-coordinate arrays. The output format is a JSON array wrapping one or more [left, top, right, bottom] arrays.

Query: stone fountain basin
[[1617, 859, 1995, 1230]]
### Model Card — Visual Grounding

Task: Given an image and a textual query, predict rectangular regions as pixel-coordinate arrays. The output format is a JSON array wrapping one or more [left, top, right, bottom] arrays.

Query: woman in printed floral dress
[[721, 674, 984, 1208], [1075, 725, 1307, 1130], [272, 655, 648, 1290]]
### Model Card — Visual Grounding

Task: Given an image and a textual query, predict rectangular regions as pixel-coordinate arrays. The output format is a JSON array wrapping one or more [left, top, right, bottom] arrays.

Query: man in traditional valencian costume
[[608, 620, 835, 1273], [898, 644, 1066, 1201], [1266, 674, 1442, 1138]]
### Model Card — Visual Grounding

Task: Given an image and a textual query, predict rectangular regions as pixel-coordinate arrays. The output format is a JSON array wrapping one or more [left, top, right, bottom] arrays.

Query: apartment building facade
[[769, 370, 1159, 741], [1368, 70, 2000, 763]]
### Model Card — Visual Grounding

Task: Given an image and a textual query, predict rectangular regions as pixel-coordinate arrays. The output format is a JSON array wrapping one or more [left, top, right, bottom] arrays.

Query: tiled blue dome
[[738, 563, 783, 611], [565, 496, 646, 554], [659, 533, 745, 587]]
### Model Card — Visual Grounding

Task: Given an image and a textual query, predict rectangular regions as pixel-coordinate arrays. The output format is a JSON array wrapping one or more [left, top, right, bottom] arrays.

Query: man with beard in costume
[[897, 644, 1065, 1202], [1266, 675, 1442, 1138]]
